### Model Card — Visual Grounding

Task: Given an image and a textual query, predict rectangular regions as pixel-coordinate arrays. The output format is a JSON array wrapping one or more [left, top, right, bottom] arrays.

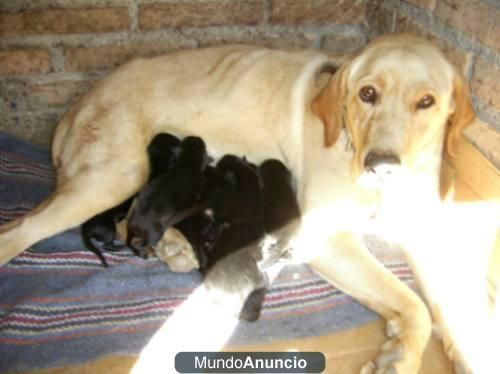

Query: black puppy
[[212, 155, 262, 225], [147, 133, 182, 179], [202, 155, 264, 270], [239, 159, 302, 320], [127, 136, 211, 256], [240, 159, 301, 321], [199, 158, 301, 322], [259, 159, 301, 232], [81, 197, 133, 267], [176, 155, 263, 272], [173, 165, 227, 269], [81, 133, 181, 266]]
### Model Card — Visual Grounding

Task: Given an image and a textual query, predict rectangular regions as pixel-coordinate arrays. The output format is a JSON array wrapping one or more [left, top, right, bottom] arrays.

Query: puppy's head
[[217, 155, 259, 189], [258, 159, 293, 190], [147, 133, 181, 178], [179, 136, 211, 170], [312, 33, 475, 179]]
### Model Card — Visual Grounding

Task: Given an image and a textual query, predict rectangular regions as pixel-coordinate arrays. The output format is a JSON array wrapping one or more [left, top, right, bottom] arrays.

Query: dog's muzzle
[[364, 151, 401, 176]]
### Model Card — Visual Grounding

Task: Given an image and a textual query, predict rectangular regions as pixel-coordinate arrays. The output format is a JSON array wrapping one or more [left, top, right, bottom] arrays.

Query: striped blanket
[[0, 132, 415, 372]]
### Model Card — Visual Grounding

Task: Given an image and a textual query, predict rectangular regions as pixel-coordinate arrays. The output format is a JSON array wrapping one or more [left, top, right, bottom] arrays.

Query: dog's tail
[[81, 229, 109, 267]]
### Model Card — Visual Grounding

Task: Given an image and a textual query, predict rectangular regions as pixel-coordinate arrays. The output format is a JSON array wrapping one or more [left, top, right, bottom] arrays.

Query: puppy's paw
[[155, 228, 199, 272], [165, 253, 198, 272]]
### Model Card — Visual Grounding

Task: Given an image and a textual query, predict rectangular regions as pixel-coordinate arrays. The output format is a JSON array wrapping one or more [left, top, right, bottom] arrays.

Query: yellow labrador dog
[[0, 34, 483, 372]]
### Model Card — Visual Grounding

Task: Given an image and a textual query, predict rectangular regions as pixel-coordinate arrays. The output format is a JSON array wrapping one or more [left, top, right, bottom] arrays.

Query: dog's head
[[312, 33, 475, 179]]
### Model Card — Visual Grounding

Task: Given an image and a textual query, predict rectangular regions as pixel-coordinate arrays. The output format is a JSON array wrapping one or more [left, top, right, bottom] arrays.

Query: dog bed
[[0, 131, 415, 372]]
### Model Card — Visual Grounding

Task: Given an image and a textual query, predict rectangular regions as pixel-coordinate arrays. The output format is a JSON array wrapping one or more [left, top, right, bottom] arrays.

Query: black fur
[[126, 136, 211, 257], [259, 159, 301, 231], [239, 287, 267, 321]]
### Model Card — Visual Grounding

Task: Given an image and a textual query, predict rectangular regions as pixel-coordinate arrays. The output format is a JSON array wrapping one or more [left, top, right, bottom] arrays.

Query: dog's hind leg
[[0, 160, 148, 265]]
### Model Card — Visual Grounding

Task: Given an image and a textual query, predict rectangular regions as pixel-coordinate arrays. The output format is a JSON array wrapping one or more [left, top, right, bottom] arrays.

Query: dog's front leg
[[308, 231, 431, 374]]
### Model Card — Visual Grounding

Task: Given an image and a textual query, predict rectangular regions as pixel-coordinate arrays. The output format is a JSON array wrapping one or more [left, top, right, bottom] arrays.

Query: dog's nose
[[364, 151, 401, 175]]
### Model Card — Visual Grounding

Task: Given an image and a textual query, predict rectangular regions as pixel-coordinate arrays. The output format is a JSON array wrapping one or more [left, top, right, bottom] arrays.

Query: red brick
[[197, 30, 316, 50], [471, 57, 500, 114], [406, 0, 436, 10], [139, 1, 264, 30], [0, 7, 129, 37], [29, 80, 92, 107], [271, 0, 366, 25], [366, 0, 395, 34], [64, 40, 193, 72], [1, 110, 64, 148], [435, 0, 500, 53], [0, 49, 52, 75], [321, 32, 367, 54], [1, 79, 93, 116]]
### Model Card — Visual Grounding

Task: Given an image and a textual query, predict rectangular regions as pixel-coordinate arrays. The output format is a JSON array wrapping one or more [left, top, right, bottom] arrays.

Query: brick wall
[[0, 0, 498, 168], [0, 0, 369, 146]]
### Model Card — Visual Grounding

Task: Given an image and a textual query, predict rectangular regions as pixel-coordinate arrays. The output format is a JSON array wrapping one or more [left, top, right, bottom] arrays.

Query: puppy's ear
[[311, 61, 349, 147], [446, 71, 475, 157]]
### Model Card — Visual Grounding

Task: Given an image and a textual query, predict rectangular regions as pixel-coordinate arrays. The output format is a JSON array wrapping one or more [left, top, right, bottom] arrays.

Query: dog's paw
[[437, 321, 475, 374], [453, 361, 469, 374], [360, 361, 376, 374], [361, 312, 430, 374], [360, 361, 397, 374], [442, 338, 473, 374]]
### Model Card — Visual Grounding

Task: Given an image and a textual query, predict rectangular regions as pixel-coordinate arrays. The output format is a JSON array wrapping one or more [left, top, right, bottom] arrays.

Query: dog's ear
[[311, 62, 349, 148], [446, 71, 475, 157]]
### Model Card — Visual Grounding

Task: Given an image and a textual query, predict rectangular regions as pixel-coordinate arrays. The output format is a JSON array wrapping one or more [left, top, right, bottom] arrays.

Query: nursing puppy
[[127, 136, 210, 256], [200, 155, 263, 269], [259, 159, 301, 233], [81, 134, 182, 265], [155, 163, 229, 271], [203, 159, 301, 321], [168, 155, 260, 271], [81, 197, 133, 266], [147, 133, 182, 179]]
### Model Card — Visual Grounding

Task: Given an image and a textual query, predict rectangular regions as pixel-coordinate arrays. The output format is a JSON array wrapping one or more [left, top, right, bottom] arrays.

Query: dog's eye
[[416, 95, 435, 110], [359, 85, 377, 104]]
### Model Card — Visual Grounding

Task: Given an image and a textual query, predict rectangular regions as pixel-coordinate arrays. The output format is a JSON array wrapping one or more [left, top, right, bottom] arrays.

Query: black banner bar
[[175, 351, 326, 373]]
